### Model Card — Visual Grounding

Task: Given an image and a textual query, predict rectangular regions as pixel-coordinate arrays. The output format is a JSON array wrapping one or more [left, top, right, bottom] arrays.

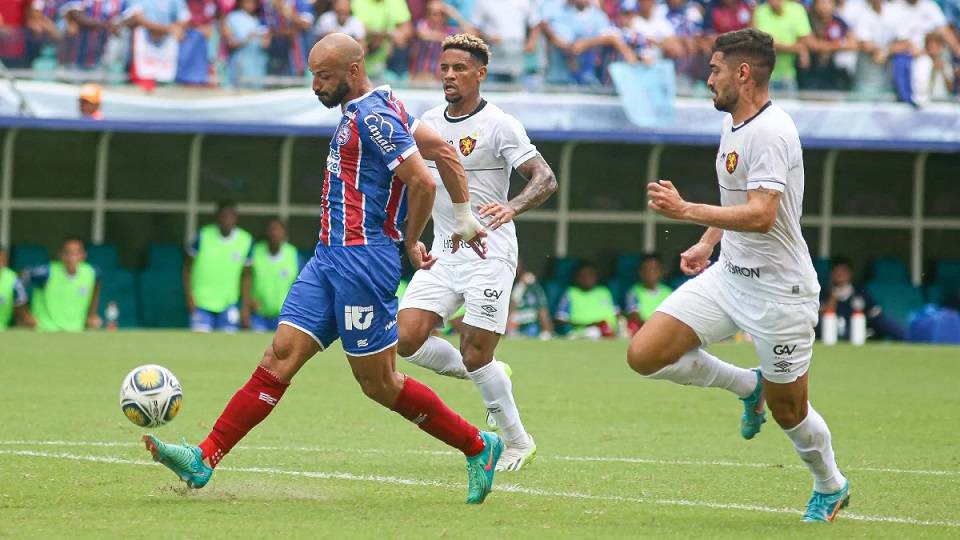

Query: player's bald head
[[309, 33, 365, 74], [309, 33, 367, 108]]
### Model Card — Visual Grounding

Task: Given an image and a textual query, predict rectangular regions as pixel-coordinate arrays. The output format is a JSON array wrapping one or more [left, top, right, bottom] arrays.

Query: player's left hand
[[451, 228, 488, 259], [647, 180, 689, 220], [405, 241, 438, 270], [478, 202, 517, 230]]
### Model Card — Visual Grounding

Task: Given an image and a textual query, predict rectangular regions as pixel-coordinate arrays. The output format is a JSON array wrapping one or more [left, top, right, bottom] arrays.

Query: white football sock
[[784, 404, 846, 494], [401, 336, 468, 379], [643, 348, 757, 398], [467, 359, 528, 447]]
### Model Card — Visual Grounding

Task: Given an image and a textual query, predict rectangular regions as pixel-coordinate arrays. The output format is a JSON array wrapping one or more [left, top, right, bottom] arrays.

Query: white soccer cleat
[[495, 434, 537, 472]]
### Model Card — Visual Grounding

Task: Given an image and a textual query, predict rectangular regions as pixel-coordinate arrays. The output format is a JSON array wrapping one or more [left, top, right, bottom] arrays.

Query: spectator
[[176, 0, 226, 85], [261, 0, 314, 77], [543, 0, 618, 85], [555, 261, 619, 338], [753, 0, 813, 91], [912, 31, 956, 104], [246, 218, 299, 332], [408, 0, 462, 80], [65, 0, 138, 70], [801, 0, 858, 90], [624, 255, 672, 335], [819, 257, 906, 341], [846, 0, 902, 95], [78, 83, 102, 119], [508, 260, 554, 339], [314, 0, 366, 43], [707, 0, 753, 36], [660, 0, 710, 84], [0, 246, 34, 330], [223, 0, 269, 88], [24, 0, 66, 66], [888, 0, 960, 103], [130, 0, 191, 87], [24, 238, 102, 332], [0, 0, 29, 67], [352, 0, 413, 78], [184, 200, 254, 333], [630, 0, 684, 61], [445, 0, 478, 22], [471, 0, 532, 81]]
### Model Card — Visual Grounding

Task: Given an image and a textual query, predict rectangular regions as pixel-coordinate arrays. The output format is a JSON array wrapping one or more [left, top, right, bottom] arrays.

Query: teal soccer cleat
[[142, 434, 213, 489], [465, 431, 503, 504], [739, 369, 766, 440], [802, 481, 851, 523]]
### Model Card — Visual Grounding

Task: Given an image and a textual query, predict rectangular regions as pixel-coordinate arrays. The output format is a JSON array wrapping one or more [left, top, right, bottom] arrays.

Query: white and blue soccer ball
[[119, 365, 182, 428]]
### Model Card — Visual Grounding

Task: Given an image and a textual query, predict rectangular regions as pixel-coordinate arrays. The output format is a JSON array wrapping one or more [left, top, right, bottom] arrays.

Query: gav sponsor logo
[[723, 259, 760, 279], [484, 289, 502, 299], [773, 344, 797, 356]]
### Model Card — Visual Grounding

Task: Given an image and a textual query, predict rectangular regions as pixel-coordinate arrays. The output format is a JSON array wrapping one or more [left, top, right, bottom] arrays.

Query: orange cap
[[79, 83, 102, 104]]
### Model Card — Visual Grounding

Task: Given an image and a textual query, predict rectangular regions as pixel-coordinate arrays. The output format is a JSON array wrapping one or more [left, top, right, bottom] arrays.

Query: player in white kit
[[397, 34, 557, 472], [627, 29, 850, 522]]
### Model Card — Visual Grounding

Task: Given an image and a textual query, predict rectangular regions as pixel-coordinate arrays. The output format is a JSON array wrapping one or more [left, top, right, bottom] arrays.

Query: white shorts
[[656, 264, 819, 384], [399, 259, 516, 334]]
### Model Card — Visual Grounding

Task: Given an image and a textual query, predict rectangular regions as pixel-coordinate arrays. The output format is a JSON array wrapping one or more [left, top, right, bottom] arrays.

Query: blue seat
[[607, 277, 632, 311], [138, 268, 188, 328], [543, 279, 567, 317], [86, 244, 119, 271], [97, 268, 139, 328], [299, 249, 313, 269], [812, 257, 831, 291], [550, 257, 580, 286], [866, 282, 925, 327], [934, 260, 960, 283], [11, 244, 49, 271], [615, 254, 644, 283], [870, 257, 909, 283], [667, 274, 692, 290], [147, 244, 185, 271]]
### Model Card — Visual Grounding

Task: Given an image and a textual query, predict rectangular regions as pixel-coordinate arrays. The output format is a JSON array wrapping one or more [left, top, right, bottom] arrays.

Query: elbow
[[545, 173, 559, 195], [752, 213, 777, 234]]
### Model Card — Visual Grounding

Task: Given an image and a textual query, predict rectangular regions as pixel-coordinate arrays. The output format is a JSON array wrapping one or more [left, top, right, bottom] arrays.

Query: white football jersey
[[715, 102, 820, 302], [421, 99, 538, 267]]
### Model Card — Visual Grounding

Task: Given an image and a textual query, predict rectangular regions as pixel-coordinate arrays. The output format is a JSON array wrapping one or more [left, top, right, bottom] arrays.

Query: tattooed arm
[[478, 154, 558, 230]]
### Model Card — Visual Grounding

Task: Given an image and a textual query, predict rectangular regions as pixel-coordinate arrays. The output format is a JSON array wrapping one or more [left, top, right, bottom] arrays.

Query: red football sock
[[199, 365, 289, 467], [391, 376, 485, 456]]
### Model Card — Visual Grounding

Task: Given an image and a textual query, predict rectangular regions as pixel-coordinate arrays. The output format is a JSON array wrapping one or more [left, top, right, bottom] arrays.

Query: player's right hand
[[406, 241, 438, 270], [680, 242, 713, 276]]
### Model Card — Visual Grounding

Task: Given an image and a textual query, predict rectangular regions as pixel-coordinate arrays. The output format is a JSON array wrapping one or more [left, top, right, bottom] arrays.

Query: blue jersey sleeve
[[244, 242, 254, 267], [357, 105, 419, 172], [625, 289, 639, 315], [187, 235, 200, 257], [13, 278, 28, 307], [555, 292, 571, 321]]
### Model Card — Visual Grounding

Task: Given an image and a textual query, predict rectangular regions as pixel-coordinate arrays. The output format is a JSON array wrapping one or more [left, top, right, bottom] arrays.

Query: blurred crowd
[[1, 0, 958, 102]]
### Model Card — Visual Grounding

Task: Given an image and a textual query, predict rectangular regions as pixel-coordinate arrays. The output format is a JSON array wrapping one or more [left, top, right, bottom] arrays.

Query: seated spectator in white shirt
[[892, 0, 960, 59], [470, 0, 531, 81], [314, 0, 366, 43], [627, 0, 683, 60]]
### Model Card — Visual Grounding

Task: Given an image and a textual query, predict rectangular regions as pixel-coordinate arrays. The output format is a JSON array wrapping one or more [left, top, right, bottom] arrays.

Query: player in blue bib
[[142, 33, 504, 505]]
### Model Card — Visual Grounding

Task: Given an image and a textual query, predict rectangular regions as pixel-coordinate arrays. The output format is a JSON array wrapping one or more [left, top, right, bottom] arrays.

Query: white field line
[[1, 448, 958, 529], [1, 439, 958, 477]]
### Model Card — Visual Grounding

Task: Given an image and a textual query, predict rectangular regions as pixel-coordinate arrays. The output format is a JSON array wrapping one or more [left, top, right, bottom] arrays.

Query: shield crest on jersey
[[459, 136, 477, 156], [725, 151, 739, 174]]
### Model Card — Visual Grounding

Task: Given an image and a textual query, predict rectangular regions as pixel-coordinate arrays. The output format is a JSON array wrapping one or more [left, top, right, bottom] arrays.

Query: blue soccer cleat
[[802, 481, 851, 523], [143, 434, 213, 489], [739, 369, 766, 440], [465, 431, 503, 504]]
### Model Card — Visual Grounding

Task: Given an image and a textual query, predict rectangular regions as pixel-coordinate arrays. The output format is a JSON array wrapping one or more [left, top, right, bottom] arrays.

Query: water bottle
[[850, 310, 867, 346], [821, 310, 838, 345], [106, 301, 119, 331]]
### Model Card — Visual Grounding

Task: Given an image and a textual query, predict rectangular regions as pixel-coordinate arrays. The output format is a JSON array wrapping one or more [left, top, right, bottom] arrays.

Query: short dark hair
[[216, 200, 237, 214], [441, 33, 490, 66], [711, 29, 776, 85], [831, 256, 853, 269]]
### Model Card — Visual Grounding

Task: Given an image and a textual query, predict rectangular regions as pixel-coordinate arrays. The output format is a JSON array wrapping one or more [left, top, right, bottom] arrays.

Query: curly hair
[[441, 33, 490, 66]]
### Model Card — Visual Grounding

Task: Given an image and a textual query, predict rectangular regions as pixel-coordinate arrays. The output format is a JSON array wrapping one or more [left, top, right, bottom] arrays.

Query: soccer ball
[[119, 365, 182, 428]]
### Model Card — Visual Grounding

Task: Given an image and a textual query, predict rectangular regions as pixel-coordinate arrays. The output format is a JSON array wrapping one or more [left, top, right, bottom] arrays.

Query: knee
[[627, 338, 667, 376], [356, 373, 404, 407], [396, 316, 431, 358], [768, 399, 807, 430], [259, 341, 296, 382]]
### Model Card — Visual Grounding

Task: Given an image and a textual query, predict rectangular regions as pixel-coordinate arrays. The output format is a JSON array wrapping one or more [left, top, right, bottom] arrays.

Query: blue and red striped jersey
[[320, 85, 419, 247]]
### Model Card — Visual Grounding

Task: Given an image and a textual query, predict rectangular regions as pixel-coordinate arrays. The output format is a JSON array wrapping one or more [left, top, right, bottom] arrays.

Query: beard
[[711, 87, 736, 112], [316, 80, 351, 108]]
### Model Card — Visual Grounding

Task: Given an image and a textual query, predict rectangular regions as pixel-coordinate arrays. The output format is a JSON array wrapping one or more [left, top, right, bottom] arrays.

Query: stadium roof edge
[[0, 116, 957, 152]]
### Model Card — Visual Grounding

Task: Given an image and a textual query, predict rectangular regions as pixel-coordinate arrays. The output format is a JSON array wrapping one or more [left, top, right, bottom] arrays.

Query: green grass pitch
[[1, 332, 958, 538]]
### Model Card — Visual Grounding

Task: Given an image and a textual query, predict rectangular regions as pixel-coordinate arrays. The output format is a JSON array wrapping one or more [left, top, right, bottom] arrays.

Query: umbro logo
[[481, 305, 498, 314], [772, 360, 792, 373]]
